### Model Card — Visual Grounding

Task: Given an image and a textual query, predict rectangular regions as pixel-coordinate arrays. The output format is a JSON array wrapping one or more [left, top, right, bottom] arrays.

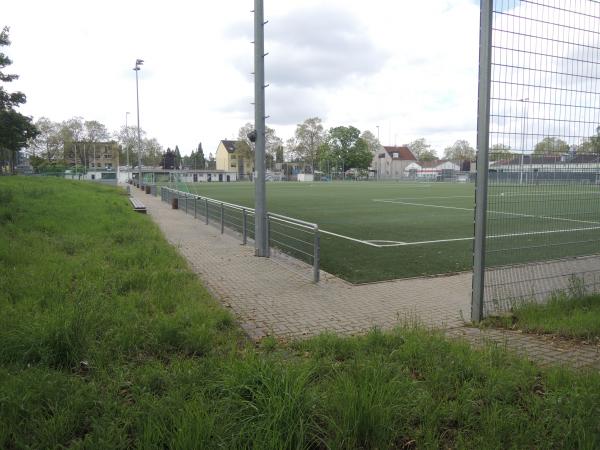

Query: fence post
[[266, 215, 271, 257], [313, 225, 320, 283], [220, 203, 225, 234], [194, 196, 197, 219], [205, 198, 209, 225], [185, 195, 188, 214], [242, 209, 247, 245], [471, 0, 493, 323]]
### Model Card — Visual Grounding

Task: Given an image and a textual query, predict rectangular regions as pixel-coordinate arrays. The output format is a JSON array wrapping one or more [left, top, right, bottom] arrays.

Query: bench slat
[[129, 197, 147, 213]]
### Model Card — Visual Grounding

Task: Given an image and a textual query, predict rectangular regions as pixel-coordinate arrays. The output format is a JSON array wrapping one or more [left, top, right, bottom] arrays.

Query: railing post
[[313, 225, 320, 283], [220, 203, 225, 234], [266, 214, 271, 257], [205, 198, 209, 224], [185, 194, 188, 214], [242, 209, 247, 245], [194, 196, 197, 219]]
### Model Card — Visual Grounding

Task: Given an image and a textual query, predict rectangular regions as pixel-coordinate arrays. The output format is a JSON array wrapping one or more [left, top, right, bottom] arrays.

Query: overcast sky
[[5, 0, 481, 156]]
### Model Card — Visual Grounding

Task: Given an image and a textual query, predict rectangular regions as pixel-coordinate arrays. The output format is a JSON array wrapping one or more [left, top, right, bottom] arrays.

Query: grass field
[[171, 181, 600, 283], [2, 177, 600, 448]]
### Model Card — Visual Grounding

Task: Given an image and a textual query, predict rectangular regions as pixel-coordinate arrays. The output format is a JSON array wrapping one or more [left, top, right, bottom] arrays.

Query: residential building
[[215, 140, 254, 179], [371, 145, 417, 179], [64, 141, 120, 170]]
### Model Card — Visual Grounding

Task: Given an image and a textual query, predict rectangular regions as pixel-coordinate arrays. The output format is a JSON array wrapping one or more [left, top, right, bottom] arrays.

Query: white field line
[[320, 225, 600, 248], [316, 199, 600, 248], [373, 199, 600, 226], [372, 192, 600, 202], [319, 229, 383, 247]]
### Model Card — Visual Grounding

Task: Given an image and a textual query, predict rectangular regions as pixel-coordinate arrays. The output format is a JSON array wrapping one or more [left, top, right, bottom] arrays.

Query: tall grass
[[1, 177, 600, 449], [485, 293, 600, 340]]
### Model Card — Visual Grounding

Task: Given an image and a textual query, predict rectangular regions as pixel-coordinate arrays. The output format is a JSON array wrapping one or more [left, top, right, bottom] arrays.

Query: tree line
[[241, 117, 478, 174], [24, 116, 211, 173]]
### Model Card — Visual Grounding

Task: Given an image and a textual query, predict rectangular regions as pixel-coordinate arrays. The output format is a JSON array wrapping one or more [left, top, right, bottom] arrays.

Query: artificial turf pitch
[[172, 181, 600, 284]]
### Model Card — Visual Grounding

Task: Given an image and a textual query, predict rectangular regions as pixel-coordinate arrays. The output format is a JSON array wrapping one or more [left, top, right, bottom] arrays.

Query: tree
[[84, 120, 109, 142], [236, 122, 281, 172], [293, 117, 325, 172], [207, 152, 216, 170], [360, 130, 381, 154], [29, 117, 62, 161], [0, 109, 38, 172], [195, 142, 206, 169], [489, 143, 513, 161], [328, 126, 372, 172], [115, 124, 144, 167], [576, 127, 600, 155], [174, 145, 182, 169], [275, 145, 284, 163], [408, 138, 437, 162], [443, 140, 475, 161], [0, 27, 25, 110], [0, 27, 38, 173], [144, 138, 163, 166], [533, 137, 569, 155]]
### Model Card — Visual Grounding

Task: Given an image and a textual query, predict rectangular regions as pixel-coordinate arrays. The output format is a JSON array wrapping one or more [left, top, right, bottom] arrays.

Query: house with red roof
[[371, 145, 417, 179]]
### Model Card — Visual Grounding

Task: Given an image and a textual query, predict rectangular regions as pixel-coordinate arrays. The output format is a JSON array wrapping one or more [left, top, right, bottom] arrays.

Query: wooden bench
[[129, 197, 147, 214]]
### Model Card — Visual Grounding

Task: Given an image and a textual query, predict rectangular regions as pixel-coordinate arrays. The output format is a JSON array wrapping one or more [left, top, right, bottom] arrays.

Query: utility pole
[[125, 112, 130, 177], [253, 0, 268, 257], [134, 59, 144, 186], [519, 98, 529, 185]]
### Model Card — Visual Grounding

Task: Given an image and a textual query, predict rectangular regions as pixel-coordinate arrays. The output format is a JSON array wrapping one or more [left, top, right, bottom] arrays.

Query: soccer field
[[174, 181, 600, 283]]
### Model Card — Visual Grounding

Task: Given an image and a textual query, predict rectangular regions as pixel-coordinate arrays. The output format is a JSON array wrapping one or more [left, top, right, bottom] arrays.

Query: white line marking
[[374, 199, 472, 211], [320, 225, 600, 248], [374, 192, 600, 202], [373, 199, 600, 226], [373, 195, 474, 201], [319, 229, 381, 247], [371, 225, 600, 247]]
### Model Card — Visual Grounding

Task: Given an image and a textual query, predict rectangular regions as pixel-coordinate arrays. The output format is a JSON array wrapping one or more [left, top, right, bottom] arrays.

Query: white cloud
[[5, 0, 482, 156]]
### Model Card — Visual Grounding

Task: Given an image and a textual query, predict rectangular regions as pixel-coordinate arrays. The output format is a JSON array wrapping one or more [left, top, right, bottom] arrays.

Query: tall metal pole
[[471, 0, 493, 323], [134, 59, 144, 186], [254, 0, 268, 257], [519, 98, 528, 185], [125, 112, 130, 176], [376, 125, 380, 180]]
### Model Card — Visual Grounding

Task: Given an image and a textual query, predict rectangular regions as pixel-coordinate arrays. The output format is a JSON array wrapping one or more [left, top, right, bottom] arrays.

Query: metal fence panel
[[159, 187, 320, 282], [474, 0, 600, 318]]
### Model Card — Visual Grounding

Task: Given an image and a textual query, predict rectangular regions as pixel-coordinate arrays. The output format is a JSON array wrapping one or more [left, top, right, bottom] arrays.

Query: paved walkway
[[132, 187, 600, 371]]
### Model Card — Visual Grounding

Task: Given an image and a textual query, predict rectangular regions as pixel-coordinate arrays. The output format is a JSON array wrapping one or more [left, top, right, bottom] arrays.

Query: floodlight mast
[[254, 0, 268, 257], [134, 59, 144, 186], [125, 111, 130, 176], [519, 98, 529, 185]]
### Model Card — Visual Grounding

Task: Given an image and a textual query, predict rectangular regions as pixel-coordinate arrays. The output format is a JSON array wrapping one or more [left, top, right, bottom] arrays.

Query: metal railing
[[160, 187, 320, 282]]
